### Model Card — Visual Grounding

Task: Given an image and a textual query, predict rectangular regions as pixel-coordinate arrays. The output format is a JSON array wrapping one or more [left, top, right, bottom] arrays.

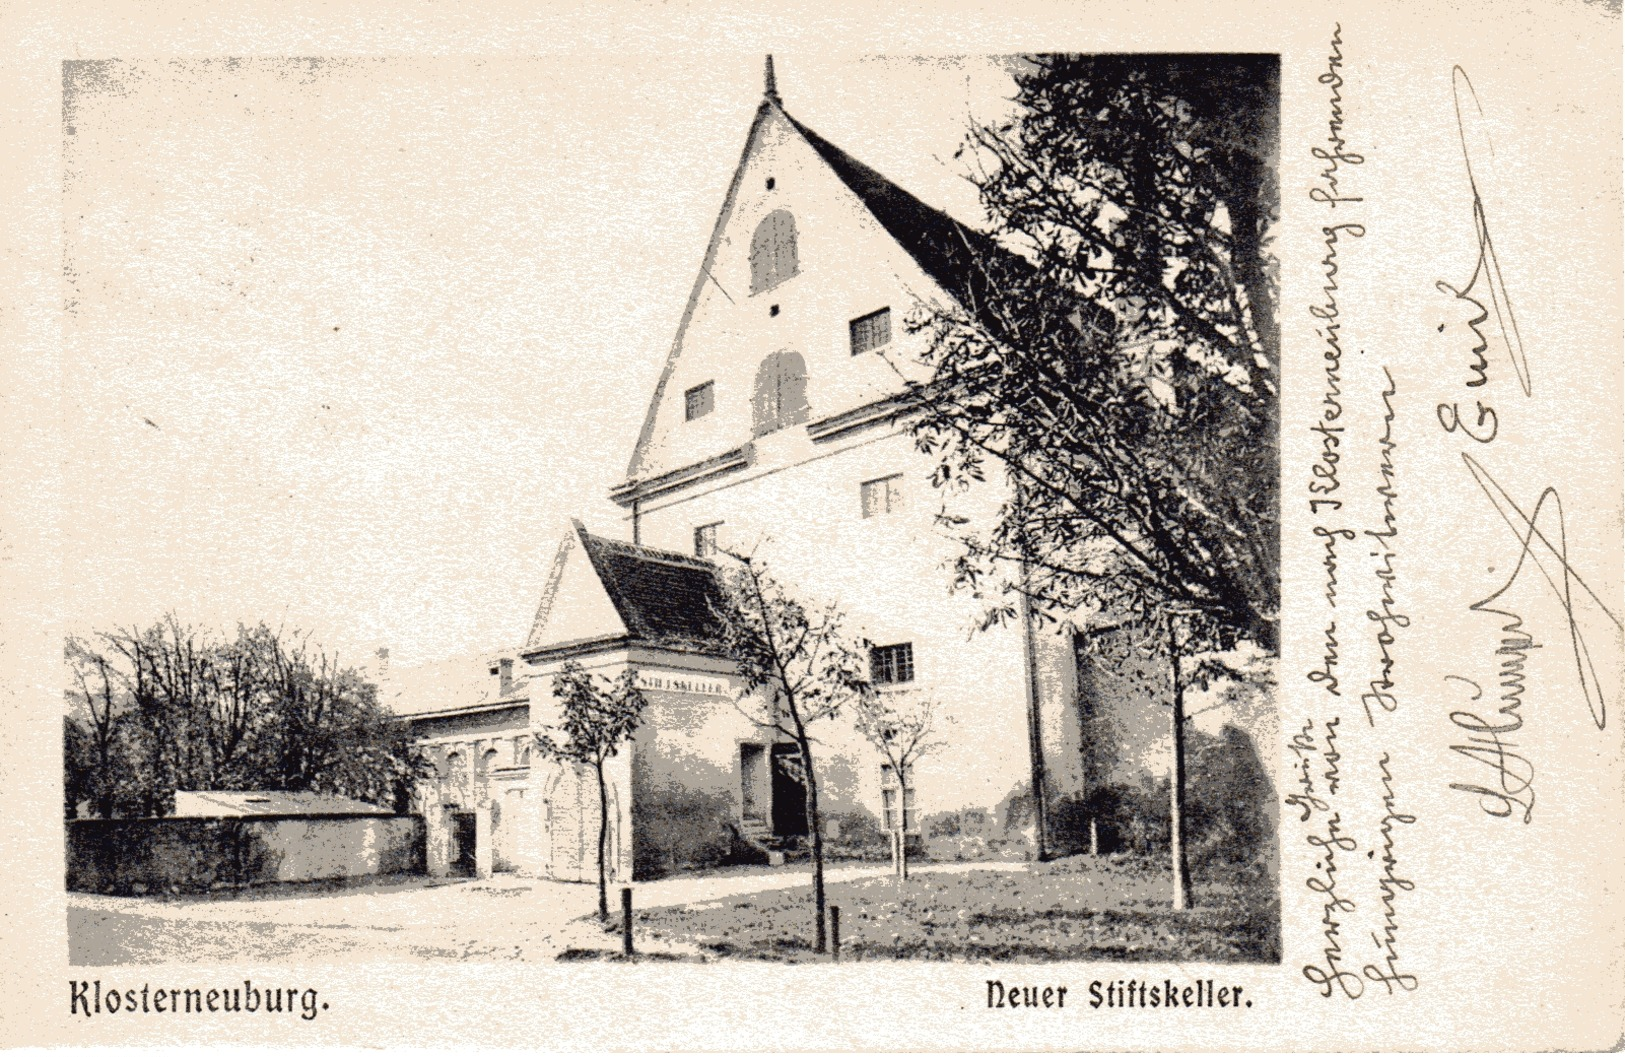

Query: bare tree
[[64, 615, 424, 816], [65, 637, 122, 818], [710, 553, 869, 954], [534, 661, 648, 921], [851, 688, 943, 880]]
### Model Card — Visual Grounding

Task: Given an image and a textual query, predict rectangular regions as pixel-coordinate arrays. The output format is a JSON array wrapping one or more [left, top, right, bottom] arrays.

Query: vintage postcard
[[0, 0, 1620, 1050]]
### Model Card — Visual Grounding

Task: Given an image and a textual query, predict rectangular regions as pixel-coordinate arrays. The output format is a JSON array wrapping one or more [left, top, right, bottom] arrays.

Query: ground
[[629, 856, 1279, 963], [69, 856, 1278, 965]]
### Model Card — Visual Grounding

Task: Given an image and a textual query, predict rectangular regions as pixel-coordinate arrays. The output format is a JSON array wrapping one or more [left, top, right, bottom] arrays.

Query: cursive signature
[[1362, 753, 1418, 994], [1434, 67, 1531, 447], [1462, 454, 1620, 732], [1444, 673, 1536, 822]]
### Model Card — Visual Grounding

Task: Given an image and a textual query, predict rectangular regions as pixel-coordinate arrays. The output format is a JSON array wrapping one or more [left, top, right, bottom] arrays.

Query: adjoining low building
[[67, 789, 421, 895], [170, 790, 395, 818]]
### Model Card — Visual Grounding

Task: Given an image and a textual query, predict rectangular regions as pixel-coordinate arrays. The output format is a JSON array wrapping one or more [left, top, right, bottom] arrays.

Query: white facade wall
[[404, 95, 1282, 878], [633, 430, 1042, 831], [615, 103, 1089, 837]]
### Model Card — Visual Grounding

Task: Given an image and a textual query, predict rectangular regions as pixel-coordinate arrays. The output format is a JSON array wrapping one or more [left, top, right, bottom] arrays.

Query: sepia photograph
[[61, 52, 1282, 967], [4, 0, 1621, 1048]]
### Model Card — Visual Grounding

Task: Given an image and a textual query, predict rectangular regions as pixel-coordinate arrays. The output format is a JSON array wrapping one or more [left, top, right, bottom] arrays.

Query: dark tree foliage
[[63, 617, 428, 817], [534, 662, 648, 921], [912, 54, 1280, 652]]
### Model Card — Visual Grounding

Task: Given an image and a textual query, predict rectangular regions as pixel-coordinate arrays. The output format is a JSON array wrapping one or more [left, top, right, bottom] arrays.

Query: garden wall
[[66, 815, 424, 895]]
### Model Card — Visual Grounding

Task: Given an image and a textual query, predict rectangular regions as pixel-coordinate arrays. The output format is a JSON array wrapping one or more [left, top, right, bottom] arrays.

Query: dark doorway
[[770, 744, 809, 837], [740, 743, 767, 824], [452, 811, 477, 875]]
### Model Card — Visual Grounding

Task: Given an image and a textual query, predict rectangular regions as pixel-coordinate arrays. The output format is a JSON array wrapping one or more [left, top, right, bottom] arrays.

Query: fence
[[66, 815, 425, 895]]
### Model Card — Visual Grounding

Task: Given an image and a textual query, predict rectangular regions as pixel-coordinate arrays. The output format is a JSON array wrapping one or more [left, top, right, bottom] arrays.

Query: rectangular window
[[850, 307, 892, 355], [881, 764, 917, 832], [860, 474, 904, 518], [870, 642, 915, 686], [694, 522, 723, 558], [685, 381, 715, 421]]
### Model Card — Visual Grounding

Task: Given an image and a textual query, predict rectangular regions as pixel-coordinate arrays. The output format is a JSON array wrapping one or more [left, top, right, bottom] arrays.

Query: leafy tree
[[534, 661, 648, 921], [912, 53, 1279, 653], [711, 552, 870, 954], [908, 55, 1280, 907], [258, 629, 424, 806], [851, 688, 943, 880], [64, 717, 93, 818]]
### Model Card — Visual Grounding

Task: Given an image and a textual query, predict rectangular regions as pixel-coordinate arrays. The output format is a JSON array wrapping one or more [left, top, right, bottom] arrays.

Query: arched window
[[752, 350, 810, 436], [444, 751, 467, 805], [749, 209, 798, 294]]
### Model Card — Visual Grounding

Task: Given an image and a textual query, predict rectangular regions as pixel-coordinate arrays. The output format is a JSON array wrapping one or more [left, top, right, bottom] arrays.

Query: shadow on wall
[[1068, 618, 1278, 870], [632, 784, 762, 878], [1054, 723, 1277, 869]]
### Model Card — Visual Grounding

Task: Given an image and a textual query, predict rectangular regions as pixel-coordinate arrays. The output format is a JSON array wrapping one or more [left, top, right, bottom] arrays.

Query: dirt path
[[68, 862, 1036, 964], [69, 874, 602, 964], [631, 860, 1030, 909]]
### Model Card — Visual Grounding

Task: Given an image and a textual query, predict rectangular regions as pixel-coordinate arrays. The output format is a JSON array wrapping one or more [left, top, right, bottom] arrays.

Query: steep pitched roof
[[575, 530, 729, 654], [781, 111, 1009, 311]]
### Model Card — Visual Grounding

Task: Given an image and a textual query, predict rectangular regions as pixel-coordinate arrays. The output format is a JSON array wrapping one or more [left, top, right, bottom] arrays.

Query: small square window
[[870, 642, 915, 686], [860, 474, 904, 519], [850, 307, 892, 355], [685, 381, 715, 422], [770, 304, 780, 317], [694, 522, 723, 558]]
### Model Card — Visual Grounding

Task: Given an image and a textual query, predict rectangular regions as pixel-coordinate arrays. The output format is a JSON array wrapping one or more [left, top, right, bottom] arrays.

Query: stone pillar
[[474, 803, 493, 879], [425, 805, 452, 878]]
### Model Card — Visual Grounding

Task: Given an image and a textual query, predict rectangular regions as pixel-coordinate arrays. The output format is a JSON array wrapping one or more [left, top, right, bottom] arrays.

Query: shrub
[[1078, 724, 1276, 870], [633, 786, 748, 878], [823, 809, 892, 861]]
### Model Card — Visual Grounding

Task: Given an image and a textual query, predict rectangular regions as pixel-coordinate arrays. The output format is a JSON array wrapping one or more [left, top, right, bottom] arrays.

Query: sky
[[61, 54, 1026, 668]]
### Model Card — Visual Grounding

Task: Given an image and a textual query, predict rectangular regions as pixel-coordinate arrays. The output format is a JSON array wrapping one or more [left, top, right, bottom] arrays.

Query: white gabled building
[[397, 60, 1210, 882]]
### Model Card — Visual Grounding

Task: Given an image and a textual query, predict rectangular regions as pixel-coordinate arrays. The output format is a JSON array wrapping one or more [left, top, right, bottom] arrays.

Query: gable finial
[[764, 54, 782, 105]]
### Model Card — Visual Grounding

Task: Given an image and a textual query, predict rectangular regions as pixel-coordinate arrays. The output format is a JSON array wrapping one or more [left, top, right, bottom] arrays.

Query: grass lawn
[[629, 855, 1279, 963]]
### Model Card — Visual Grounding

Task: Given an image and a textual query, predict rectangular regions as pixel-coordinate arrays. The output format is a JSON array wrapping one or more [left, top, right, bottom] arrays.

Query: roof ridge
[[781, 110, 985, 239], [777, 108, 1023, 316], [581, 529, 716, 569], [573, 528, 730, 654]]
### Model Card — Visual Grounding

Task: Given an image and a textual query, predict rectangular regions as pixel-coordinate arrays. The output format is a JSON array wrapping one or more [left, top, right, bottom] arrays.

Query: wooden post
[[621, 886, 634, 956], [1168, 613, 1193, 912], [829, 905, 841, 962]]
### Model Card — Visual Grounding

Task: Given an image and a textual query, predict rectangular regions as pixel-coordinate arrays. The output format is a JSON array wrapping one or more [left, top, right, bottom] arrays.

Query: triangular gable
[[624, 95, 1003, 483], [624, 99, 779, 482], [522, 520, 630, 653]]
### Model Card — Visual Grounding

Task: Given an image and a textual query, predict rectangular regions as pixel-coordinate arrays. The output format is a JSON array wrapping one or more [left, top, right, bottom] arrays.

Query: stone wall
[[66, 815, 424, 895], [1073, 619, 1278, 864]]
